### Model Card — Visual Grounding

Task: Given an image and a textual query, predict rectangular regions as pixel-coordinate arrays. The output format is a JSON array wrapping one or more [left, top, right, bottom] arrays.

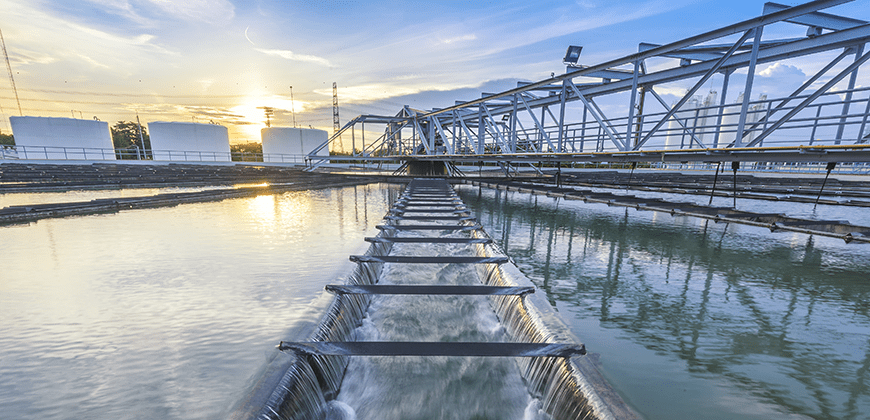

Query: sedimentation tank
[[9, 116, 115, 160], [227, 179, 637, 420], [261, 127, 329, 162], [148, 121, 231, 161]]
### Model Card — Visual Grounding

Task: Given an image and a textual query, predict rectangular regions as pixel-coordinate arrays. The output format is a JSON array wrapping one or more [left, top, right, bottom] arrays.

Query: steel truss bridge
[[308, 0, 870, 172]]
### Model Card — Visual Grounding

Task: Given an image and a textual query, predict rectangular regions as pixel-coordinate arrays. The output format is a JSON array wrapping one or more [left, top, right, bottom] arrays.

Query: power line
[[16, 87, 295, 99], [0, 96, 152, 106], [0, 27, 22, 116]]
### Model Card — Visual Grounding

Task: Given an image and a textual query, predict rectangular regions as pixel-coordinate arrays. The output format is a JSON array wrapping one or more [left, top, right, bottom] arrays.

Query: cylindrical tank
[[261, 127, 329, 162], [148, 122, 230, 161], [665, 97, 700, 150], [10, 116, 114, 160]]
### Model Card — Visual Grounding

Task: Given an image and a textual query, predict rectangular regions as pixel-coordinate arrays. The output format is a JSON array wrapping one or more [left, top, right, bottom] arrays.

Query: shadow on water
[[458, 184, 870, 420]]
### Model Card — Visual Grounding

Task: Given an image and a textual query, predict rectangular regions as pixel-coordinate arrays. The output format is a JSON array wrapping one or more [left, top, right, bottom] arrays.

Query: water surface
[[0, 184, 399, 420], [457, 184, 870, 420]]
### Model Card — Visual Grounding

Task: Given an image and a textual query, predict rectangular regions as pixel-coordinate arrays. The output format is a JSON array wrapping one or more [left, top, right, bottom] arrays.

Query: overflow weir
[[228, 178, 638, 420], [470, 178, 870, 243]]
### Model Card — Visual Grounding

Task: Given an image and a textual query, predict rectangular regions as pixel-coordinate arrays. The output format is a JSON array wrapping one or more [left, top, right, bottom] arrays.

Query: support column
[[734, 27, 763, 147], [835, 43, 865, 144]]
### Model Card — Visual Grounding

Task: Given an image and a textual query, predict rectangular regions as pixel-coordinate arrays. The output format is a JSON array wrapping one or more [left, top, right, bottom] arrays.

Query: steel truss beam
[[306, 0, 870, 168]]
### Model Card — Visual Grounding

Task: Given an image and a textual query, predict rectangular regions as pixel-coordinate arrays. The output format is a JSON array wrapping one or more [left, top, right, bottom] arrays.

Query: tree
[[0, 132, 13, 146], [230, 142, 263, 161], [111, 121, 150, 159]]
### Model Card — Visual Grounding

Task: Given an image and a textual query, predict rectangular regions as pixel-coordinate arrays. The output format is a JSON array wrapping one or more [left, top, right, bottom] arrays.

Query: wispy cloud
[[76, 53, 111, 69], [244, 25, 332, 67], [2, 0, 175, 73], [81, 0, 158, 27], [255, 48, 332, 67], [467, 0, 695, 59], [438, 34, 477, 45], [78, 0, 236, 27], [8, 50, 57, 66], [316, 84, 437, 104], [146, 0, 235, 24]]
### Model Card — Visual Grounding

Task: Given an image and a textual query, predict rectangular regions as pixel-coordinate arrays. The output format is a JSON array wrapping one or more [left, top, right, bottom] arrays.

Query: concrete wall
[[261, 127, 329, 162], [148, 122, 230, 161], [10, 116, 115, 160]]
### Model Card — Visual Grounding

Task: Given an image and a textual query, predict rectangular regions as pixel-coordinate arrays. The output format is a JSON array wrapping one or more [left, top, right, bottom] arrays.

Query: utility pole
[[0, 28, 21, 116], [289, 86, 297, 128], [136, 113, 146, 159]]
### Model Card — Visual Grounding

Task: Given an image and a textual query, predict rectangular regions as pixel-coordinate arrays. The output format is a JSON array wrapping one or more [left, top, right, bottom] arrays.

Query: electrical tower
[[332, 82, 341, 150], [258, 106, 274, 127], [332, 82, 340, 133]]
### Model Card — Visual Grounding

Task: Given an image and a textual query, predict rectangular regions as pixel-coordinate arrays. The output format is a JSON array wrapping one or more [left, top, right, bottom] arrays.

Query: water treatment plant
[[2, 1, 870, 419]]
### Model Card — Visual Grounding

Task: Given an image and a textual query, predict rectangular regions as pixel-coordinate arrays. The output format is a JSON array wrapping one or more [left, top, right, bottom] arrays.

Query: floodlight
[[563, 45, 583, 64]]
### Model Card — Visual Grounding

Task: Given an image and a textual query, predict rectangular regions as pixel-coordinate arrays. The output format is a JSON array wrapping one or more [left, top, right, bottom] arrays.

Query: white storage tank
[[718, 93, 767, 147], [261, 127, 329, 163], [664, 97, 701, 150], [9, 116, 115, 160], [148, 122, 230, 161]]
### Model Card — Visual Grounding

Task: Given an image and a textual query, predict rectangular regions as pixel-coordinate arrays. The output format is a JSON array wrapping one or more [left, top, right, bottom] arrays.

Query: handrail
[[0, 145, 309, 164]]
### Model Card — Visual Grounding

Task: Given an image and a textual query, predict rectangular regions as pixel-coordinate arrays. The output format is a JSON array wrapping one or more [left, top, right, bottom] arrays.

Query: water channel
[[1, 181, 868, 419]]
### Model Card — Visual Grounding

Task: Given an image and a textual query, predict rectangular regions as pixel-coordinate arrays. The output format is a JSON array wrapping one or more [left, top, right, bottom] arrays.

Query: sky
[[0, 0, 868, 148]]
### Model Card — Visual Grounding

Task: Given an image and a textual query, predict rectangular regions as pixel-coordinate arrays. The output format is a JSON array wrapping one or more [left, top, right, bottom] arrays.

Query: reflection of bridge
[[460, 184, 870, 419], [312, 1, 870, 170]]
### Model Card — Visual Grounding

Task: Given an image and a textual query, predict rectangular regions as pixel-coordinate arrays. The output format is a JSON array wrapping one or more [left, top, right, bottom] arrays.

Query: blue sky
[[0, 0, 868, 143]]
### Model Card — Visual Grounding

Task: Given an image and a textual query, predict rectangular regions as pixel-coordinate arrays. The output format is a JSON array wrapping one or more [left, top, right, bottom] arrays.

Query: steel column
[[734, 27, 764, 147], [835, 43, 865, 144]]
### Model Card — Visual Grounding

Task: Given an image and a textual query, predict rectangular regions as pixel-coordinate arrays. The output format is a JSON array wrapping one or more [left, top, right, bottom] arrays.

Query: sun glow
[[229, 95, 313, 143]]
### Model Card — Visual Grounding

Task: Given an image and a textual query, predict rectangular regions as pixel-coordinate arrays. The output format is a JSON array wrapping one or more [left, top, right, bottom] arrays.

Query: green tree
[[0, 132, 13, 146], [111, 121, 150, 159], [230, 142, 263, 161]]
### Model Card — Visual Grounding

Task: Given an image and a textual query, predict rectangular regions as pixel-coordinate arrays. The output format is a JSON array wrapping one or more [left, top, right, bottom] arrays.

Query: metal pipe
[[732, 161, 740, 208], [709, 161, 722, 205], [815, 161, 838, 205]]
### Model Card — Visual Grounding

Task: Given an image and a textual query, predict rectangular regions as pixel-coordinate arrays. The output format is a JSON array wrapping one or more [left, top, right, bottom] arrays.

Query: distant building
[[664, 92, 768, 149], [148, 122, 230, 161], [10, 116, 115, 160], [665, 91, 718, 150], [261, 127, 329, 162]]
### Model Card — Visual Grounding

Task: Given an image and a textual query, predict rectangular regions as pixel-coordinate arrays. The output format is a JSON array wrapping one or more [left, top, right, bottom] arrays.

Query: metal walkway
[[279, 178, 586, 358]]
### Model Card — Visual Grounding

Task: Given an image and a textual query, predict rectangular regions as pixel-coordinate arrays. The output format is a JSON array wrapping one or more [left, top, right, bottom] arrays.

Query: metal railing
[[652, 161, 870, 174], [0, 145, 309, 165]]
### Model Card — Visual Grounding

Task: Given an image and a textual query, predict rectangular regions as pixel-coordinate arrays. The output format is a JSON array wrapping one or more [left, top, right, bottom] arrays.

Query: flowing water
[[333, 238, 539, 420]]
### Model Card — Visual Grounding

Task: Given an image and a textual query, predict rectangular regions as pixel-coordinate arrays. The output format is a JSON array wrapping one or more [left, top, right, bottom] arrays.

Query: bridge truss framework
[[309, 0, 870, 170]]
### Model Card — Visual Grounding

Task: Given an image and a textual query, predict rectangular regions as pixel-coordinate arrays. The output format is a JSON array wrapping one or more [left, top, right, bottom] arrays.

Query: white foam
[[324, 400, 357, 420], [523, 398, 554, 420]]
